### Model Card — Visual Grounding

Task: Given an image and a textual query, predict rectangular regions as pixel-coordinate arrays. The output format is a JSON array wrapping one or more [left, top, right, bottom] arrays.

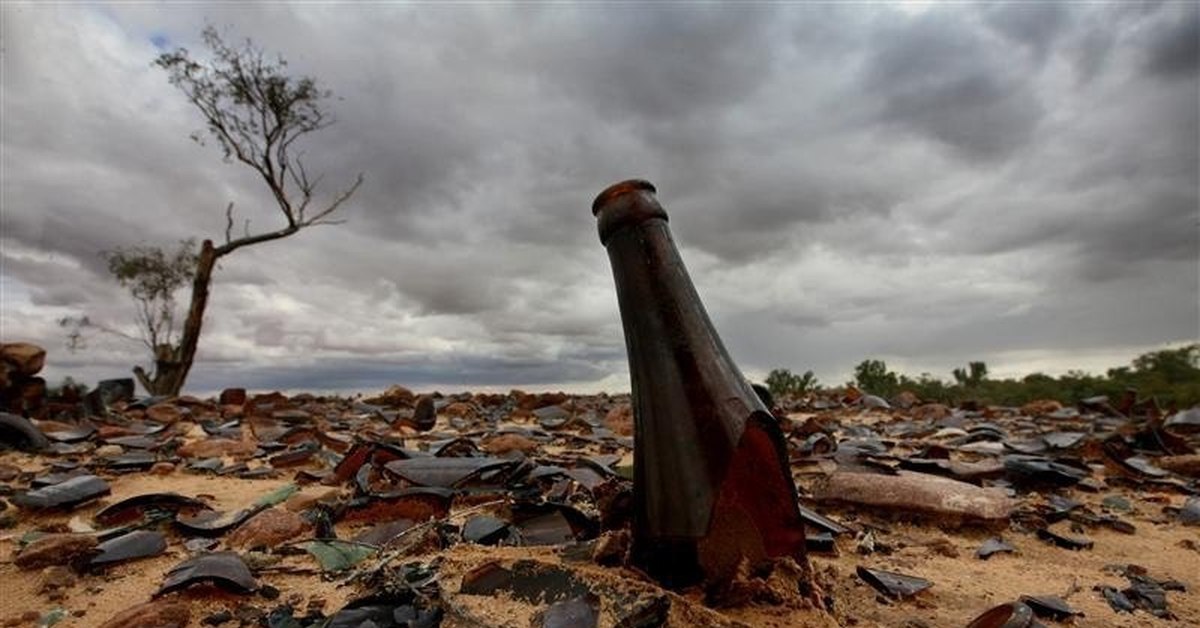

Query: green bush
[[773, 344, 1200, 409]]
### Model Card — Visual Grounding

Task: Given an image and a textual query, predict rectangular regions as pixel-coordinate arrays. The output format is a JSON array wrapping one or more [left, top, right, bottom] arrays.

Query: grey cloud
[[184, 353, 613, 393], [512, 6, 785, 123], [864, 11, 1044, 160], [983, 2, 1071, 61], [4, 4, 1196, 395], [1142, 3, 1199, 78]]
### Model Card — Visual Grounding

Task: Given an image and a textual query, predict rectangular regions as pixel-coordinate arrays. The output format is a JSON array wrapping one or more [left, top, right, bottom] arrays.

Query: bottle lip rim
[[592, 179, 657, 216]]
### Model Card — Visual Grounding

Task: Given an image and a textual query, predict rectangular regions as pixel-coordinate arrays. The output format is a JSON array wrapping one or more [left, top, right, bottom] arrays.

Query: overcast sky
[[2, 2, 1197, 396]]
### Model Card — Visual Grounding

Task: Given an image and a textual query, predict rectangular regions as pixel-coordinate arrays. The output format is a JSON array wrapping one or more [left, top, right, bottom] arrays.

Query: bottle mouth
[[592, 179, 668, 245], [592, 179, 657, 216]]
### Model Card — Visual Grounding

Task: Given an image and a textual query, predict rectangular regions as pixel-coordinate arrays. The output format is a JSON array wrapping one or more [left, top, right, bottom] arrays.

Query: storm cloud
[[1, 2, 1196, 395]]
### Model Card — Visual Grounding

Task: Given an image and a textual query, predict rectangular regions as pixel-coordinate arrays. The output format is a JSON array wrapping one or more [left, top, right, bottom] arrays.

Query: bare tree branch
[[83, 26, 369, 396]]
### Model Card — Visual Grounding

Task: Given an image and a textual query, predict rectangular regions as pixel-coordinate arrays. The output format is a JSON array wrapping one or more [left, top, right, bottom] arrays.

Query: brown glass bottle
[[592, 179, 806, 587]]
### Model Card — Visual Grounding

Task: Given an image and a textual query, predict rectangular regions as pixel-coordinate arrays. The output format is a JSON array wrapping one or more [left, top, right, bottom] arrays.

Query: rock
[[1156, 455, 1200, 478], [482, 433, 540, 455], [272, 409, 311, 423], [226, 508, 309, 549], [604, 404, 634, 437], [0, 463, 20, 482], [1022, 399, 1063, 416], [201, 610, 233, 626], [15, 533, 99, 569], [1, 343, 46, 377], [517, 391, 570, 411], [893, 391, 920, 409], [1, 377, 46, 416], [150, 462, 176, 475], [219, 388, 247, 406], [146, 403, 183, 424], [98, 599, 191, 628], [94, 444, 124, 458], [3, 611, 41, 627], [367, 385, 415, 407], [96, 425, 137, 439], [813, 471, 1015, 523], [178, 436, 257, 459], [593, 530, 631, 566], [441, 402, 476, 419], [911, 403, 952, 421], [90, 379, 135, 409], [284, 488, 340, 512], [39, 565, 76, 594]]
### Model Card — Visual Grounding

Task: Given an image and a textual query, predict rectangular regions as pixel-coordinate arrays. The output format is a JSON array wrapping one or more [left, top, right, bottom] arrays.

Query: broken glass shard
[[11, 475, 110, 510], [855, 565, 932, 599], [90, 530, 167, 567], [1017, 595, 1078, 621], [1036, 528, 1093, 550], [976, 537, 1016, 560], [156, 551, 257, 596], [298, 540, 376, 572], [964, 602, 1034, 628]]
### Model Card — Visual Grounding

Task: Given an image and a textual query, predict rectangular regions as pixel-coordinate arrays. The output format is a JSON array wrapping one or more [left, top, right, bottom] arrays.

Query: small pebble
[[149, 462, 176, 475]]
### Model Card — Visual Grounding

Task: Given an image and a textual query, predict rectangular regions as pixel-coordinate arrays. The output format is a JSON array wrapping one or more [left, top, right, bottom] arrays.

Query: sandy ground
[[1, 408, 1197, 627], [0, 464, 356, 627]]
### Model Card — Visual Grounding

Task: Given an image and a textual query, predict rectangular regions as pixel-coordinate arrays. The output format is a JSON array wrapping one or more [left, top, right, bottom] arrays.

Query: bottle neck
[[603, 217, 764, 538]]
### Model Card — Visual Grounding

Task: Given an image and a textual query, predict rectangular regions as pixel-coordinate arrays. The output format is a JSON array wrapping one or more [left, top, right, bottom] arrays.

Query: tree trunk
[[148, 240, 218, 397]]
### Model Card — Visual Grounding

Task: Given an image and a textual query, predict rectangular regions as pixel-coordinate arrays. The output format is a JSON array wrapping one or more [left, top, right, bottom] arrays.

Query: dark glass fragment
[[797, 504, 849, 535], [353, 519, 416, 547], [1035, 528, 1093, 550], [805, 531, 835, 553], [976, 537, 1017, 559], [41, 423, 96, 443], [11, 474, 110, 510], [156, 551, 257, 596], [384, 457, 518, 488], [1017, 595, 1078, 621], [460, 559, 592, 604], [539, 594, 600, 628], [1097, 585, 1135, 612], [338, 487, 453, 524], [0, 412, 50, 452], [855, 565, 932, 599], [965, 602, 1034, 628], [90, 530, 167, 567], [1003, 456, 1089, 488], [174, 507, 260, 537], [462, 515, 510, 545], [95, 492, 210, 526]]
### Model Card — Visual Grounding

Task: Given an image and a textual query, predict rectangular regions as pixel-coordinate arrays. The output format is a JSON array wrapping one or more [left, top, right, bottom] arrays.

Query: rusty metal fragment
[[592, 179, 806, 587]]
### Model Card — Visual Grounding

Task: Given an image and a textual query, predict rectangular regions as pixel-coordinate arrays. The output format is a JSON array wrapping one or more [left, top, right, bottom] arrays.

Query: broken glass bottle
[[592, 179, 806, 587]]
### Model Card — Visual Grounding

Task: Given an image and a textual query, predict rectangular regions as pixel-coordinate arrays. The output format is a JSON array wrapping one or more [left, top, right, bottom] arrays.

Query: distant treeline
[[766, 343, 1200, 410]]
